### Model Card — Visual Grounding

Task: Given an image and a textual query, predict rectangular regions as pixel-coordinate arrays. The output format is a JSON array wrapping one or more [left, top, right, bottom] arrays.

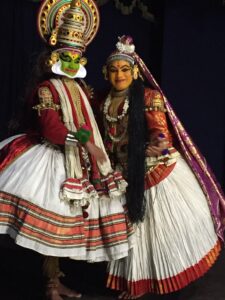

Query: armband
[[145, 92, 166, 112]]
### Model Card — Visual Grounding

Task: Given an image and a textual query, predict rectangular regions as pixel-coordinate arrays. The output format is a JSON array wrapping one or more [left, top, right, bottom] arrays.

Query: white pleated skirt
[[0, 135, 133, 261], [107, 156, 221, 295]]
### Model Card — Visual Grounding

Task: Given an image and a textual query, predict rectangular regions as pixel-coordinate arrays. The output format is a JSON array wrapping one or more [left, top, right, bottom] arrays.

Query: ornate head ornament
[[105, 35, 166, 91], [37, 0, 100, 54], [103, 35, 141, 81], [106, 35, 136, 66]]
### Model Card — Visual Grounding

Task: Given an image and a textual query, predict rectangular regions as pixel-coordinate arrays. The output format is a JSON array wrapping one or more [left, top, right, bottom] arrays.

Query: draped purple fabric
[[134, 52, 225, 242]]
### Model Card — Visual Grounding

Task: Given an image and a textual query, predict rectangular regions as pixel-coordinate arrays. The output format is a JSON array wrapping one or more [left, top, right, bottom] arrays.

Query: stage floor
[[0, 236, 224, 300]]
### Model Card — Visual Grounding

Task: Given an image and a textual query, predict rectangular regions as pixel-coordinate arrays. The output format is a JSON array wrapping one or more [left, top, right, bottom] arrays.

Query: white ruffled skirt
[[0, 135, 133, 261], [107, 156, 221, 295]]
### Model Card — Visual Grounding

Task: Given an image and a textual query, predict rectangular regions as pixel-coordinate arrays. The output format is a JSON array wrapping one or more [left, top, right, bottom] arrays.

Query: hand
[[145, 145, 165, 157], [146, 136, 169, 157], [85, 141, 107, 164]]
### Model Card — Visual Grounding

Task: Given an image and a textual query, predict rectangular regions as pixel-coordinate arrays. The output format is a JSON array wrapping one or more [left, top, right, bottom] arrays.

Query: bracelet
[[65, 132, 79, 146]]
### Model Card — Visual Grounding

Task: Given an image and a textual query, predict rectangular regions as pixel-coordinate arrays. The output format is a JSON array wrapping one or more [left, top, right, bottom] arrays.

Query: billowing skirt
[[107, 156, 221, 295], [0, 135, 133, 261]]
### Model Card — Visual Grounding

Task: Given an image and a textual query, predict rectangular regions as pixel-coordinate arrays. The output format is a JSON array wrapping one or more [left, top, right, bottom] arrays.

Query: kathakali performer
[[101, 35, 225, 299], [0, 2, 133, 300]]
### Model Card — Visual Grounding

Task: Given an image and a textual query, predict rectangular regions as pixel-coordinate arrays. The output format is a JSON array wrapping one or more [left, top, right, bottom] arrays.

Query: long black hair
[[126, 78, 147, 223]]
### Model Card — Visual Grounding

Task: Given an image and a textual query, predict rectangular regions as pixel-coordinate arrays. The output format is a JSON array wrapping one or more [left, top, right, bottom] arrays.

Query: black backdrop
[[162, 0, 225, 189], [0, 0, 224, 188]]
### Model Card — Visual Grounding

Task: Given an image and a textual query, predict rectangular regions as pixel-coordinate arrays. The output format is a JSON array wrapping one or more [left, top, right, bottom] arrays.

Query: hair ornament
[[116, 35, 135, 54]]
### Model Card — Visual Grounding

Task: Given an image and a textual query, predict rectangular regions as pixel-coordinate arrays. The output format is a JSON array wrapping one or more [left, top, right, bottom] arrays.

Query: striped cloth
[[107, 156, 221, 295]]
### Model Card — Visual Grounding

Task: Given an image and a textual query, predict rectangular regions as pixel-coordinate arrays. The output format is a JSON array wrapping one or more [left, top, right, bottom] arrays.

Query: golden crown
[[37, 0, 99, 53]]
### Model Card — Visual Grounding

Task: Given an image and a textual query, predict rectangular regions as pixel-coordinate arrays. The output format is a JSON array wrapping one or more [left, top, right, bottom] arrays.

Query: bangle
[[161, 149, 169, 156], [66, 132, 79, 146], [158, 133, 165, 138]]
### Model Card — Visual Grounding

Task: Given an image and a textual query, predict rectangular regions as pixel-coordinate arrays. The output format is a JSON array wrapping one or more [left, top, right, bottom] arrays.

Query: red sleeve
[[34, 81, 68, 145], [144, 89, 173, 146], [39, 110, 68, 145]]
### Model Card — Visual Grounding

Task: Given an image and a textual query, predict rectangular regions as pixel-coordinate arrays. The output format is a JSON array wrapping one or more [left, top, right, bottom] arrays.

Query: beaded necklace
[[103, 90, 129, 123], [104, 89, 129, 143]]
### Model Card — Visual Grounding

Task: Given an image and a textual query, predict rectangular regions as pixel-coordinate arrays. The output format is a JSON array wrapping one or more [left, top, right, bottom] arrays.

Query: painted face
[[108, 60, 133, 91], [59, 51, 81, 76]]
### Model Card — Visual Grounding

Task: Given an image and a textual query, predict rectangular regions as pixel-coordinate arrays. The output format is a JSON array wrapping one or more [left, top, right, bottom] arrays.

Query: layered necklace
[[103, 89, 129, 143], [103, 89, 129, 123]]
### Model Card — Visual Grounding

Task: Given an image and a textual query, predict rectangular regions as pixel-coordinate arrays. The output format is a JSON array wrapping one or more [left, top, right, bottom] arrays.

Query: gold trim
[[33, 87, 61, 116], [37, 0, 99, 47]]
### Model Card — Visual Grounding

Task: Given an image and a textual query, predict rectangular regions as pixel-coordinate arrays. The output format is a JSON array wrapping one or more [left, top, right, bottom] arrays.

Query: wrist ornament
[[75, 125, 91, 144], [65, 132, 79, 146]]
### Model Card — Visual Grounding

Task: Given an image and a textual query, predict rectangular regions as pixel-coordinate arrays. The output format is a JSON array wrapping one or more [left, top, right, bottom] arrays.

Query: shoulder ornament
[[145, 90, 167, 113], [33, 86, 61, 116]]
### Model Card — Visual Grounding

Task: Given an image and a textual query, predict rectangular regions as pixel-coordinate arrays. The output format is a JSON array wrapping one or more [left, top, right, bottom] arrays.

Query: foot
[[46, 286, 64, 300], [118, 291, 140, 299], [58, 282, 82, 298]]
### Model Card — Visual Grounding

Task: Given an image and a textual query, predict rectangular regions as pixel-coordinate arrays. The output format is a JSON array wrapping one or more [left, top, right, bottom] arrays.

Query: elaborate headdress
[[104, 35, 141, 80], [37, 0, 100, 54], [106, 35, 135, 65], [37, 0, 99, 78], [105, 35, 162, 84]]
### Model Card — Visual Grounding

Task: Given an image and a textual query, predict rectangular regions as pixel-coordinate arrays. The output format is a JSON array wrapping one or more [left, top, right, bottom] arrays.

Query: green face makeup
[[59, 51, 81, 76]]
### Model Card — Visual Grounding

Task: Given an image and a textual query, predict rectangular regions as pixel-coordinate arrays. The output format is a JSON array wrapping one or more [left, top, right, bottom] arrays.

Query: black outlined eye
[[60, 54, 72, 62]]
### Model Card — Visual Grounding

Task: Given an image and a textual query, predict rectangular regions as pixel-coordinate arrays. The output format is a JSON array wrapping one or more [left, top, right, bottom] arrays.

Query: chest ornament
[[103, 94, 129, 123]]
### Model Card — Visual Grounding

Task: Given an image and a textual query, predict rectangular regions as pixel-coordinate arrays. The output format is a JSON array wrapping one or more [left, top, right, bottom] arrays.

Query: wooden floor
[[0, 236, 224, 300]]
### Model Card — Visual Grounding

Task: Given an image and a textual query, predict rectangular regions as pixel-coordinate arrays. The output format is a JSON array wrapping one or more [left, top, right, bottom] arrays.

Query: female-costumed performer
[[101, 35, 225, 299]]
